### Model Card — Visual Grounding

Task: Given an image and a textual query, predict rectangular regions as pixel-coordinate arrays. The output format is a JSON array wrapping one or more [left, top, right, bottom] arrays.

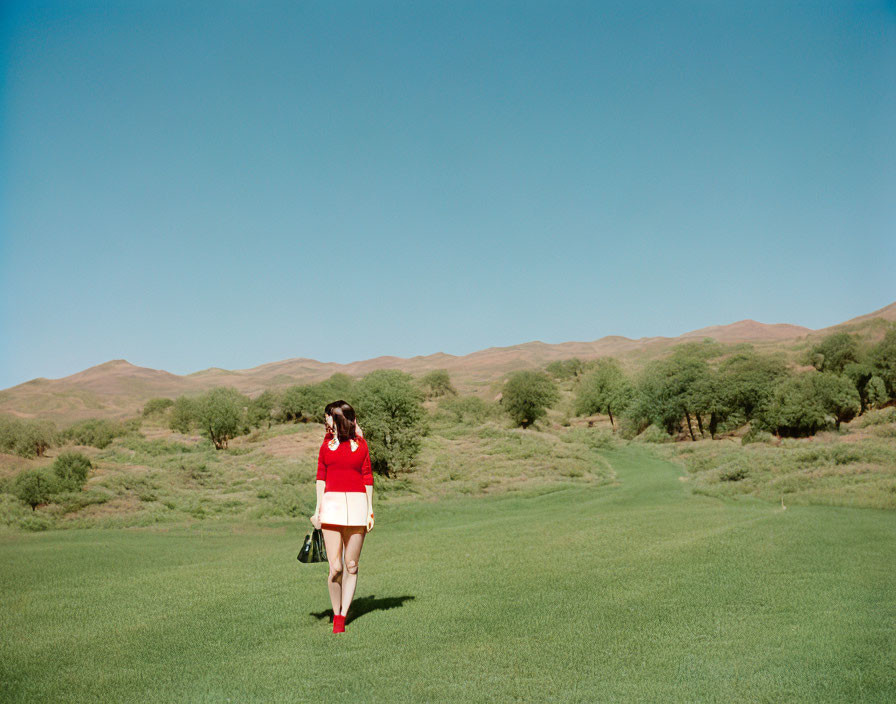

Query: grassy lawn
[[1, 445, 894, 702]]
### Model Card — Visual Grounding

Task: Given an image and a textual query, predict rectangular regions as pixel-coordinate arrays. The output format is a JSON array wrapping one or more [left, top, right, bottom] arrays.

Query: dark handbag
[[298, 527, 328, 563]]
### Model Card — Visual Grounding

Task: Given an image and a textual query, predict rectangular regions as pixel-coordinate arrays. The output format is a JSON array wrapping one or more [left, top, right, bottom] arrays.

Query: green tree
[[13, 419, 57, 458], [194, 387, 248, 449], [866, 375, 888, 409], [717, 350, 790, 422], [351, 370, 428, 477], [247, 390, 278, 429], [814, 372, 862, 429], [573, 357, 633, 430], [502, 370, 560, 429], [0, 414, 23, 454], [843, 362, 875, 412], [52, 451, 92, 491], [279, 373, 355, 424], [13, 469, 55, 510], [758, 373, 829, 437], [869, 326, 896, 399], [419, 369, 457, 399], [279, 384, 319, 422], [757, 371, 859, 436], [807, 332, 860, 373], [688, 367, 730, 439], [169, 396, 199, 434], [629, 352, 710, 440]]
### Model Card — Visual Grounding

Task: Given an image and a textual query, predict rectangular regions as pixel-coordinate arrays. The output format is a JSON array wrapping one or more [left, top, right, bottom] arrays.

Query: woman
[[310, 400, 374, 634]]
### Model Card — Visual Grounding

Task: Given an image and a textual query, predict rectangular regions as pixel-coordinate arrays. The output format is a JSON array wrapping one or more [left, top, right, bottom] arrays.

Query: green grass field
[[2, 445, 894, 702]]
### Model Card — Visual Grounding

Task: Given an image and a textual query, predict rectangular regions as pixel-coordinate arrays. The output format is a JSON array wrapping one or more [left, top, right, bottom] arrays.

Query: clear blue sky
[[1, 1, 894, 390]]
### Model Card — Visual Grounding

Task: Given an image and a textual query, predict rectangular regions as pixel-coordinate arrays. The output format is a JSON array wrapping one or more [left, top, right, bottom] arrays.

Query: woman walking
[[310, 400, 374, 634]]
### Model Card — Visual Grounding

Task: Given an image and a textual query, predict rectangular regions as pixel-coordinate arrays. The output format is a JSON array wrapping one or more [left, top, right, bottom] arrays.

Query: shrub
[[807, 332, 861, 374], [352, 369, 428, 477], [279, 374, 355, 423], [545, 358, 585, 380], [866, 376, 888, 409], [573, 358, 633, 431], [869, 326, 896, 398], [719, 463, 749, 482], [247, 390, 278, 429], [742, 427, 776, 445], [169, 396, 199, 434], [419, 370, 457, 399], [142, 398, 175, 416], [52, 451, 93, 491], [502, 370, 560, 428], [856, 406, 896, 427], [4, 418, 57, 458], [194, 387, 249, 449], [12, 468, 56, 510], [632, 424, 673, 443], [757, 372, 861, 437], [438, 395, 492, 424], [0, 414, 23, 453], [60, 418, 126, 449]]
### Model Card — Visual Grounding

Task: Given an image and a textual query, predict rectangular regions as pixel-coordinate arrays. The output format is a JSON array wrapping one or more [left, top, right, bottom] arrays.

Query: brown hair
[[327, 400, 357, 443]]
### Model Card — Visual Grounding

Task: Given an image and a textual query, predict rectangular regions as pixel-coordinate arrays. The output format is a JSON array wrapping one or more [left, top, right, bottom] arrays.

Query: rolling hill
[[1, 301, 893, 424]]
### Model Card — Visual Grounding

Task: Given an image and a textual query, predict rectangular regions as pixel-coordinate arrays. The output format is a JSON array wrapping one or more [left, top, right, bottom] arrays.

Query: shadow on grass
[[311, 594, 417, 624]]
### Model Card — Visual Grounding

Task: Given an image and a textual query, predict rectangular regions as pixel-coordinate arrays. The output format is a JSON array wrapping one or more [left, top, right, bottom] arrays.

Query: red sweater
[[317, 431, 373, 492]]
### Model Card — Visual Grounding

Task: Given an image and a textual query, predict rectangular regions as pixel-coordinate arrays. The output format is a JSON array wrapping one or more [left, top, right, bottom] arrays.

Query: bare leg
[[339, 526, 366, 617], [321, 526, 344, 617]]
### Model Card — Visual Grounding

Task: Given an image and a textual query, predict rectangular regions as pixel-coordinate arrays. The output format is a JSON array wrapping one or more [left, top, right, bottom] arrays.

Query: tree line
[[550, 328, 896, 439]]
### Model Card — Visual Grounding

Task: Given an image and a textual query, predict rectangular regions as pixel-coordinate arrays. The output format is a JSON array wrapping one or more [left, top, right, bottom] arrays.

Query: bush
[[857, 407, 896, 427], [632, 424, 673, 444], [756, 372, 861, 437], [573, 358, 634, 431], [142, 398, 175, 416], [719, 463, 749, 482], [0, 493, 52, 530], [0, 418, 57, 458], [807, 332, 861, 374], [617, 414, 650, 440], [865, 376, 889, 409], [247, 390, 278, 429], [52, 451, 93, 491], [12, 468, 56, 510], [352, 369, 428, 477], [60, 418, 126, 449], [545, 358, 586, 380], [742, 427, 776, 445], [502, 371, 560, 428], [0, 414, 22, 453], [194, 387, 249, 449], [419, 370, 457, 399], [279, 374, 356, 423], [169, 396, 199, 434], [438, 395, 492, 424]]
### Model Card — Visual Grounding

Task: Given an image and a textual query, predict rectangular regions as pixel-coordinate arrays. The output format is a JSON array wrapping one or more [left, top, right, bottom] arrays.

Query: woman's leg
[[339, 526, 366, 617], [321, 525, 344, 617]]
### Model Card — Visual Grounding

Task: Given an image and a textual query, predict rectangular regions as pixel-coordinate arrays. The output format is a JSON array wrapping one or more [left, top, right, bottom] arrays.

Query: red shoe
[[333, 614, 345, 633]]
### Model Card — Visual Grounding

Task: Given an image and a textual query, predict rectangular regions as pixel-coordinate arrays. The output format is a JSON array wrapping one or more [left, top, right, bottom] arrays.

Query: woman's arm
[[315, 480, 325, 515], [312, 445, 327, 528]]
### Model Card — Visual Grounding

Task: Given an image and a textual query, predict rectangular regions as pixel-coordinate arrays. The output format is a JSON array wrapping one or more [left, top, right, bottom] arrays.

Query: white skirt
[[320, 491, 369, 527]]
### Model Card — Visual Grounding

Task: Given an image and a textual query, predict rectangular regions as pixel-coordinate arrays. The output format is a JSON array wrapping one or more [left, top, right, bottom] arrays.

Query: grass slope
[[1, 445, 894, 702]]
